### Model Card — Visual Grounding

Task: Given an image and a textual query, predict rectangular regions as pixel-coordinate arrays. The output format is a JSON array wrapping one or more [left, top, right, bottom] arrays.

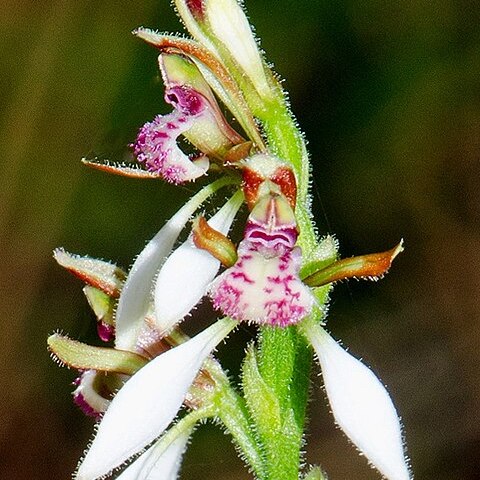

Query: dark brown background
[[1, 0, 479, 478]]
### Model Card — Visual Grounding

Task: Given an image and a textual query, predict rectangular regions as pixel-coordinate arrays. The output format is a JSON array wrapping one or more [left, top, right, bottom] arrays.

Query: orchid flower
[[132, 52, 244, 184], [49, 1, 415, 480]]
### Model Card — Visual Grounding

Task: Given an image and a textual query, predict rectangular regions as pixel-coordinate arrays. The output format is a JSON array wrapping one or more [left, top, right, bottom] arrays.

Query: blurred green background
[[1, 0, 479, 478]]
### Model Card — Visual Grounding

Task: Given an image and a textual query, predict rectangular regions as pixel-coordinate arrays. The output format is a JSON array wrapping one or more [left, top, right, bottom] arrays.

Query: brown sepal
[[192, 216, 238, 267], [82, 159, 160, 179], [303, 241, 404, 287]]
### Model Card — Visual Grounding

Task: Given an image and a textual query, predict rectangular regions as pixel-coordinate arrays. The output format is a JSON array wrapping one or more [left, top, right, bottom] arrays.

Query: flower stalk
[[48, 2, 412, 480]]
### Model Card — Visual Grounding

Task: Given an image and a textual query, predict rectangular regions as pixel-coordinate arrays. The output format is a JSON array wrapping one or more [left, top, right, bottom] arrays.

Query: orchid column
[[48, 1, 412, 480]]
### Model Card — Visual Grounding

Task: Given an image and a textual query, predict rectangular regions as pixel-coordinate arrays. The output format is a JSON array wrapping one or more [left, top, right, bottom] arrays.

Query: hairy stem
[[207, 359, 266, 479]]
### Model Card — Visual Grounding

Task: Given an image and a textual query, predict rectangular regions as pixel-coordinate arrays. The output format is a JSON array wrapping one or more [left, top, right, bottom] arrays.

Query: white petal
[[116, 428, 191, 480], [304, 323, 411, 480], [115, 179, 232, 351], [76, 318, 236, 480], [154, 190, 243, 334]]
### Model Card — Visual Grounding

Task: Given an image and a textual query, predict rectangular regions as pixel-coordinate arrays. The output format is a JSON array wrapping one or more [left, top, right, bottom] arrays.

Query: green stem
[[252, 86, 320, 480], [207, 359, 266, 479], [255, 327, 311, 480]]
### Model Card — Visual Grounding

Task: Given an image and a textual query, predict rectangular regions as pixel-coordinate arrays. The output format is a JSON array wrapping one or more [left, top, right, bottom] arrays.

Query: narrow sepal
[[75, 318, 236, 480], [53, 249, 126, 297], [82, 159, 162, 179], [303, 241, 404, 287], [47, 334, 147, 375], [115, 178, 235, 351], [302, 322, 411, 480]]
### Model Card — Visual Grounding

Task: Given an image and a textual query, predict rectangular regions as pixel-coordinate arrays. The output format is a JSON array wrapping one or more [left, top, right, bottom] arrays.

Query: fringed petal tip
[[210, 245, 316, 327], [133, 112, 209, 184], [304, 323, 412, 480]]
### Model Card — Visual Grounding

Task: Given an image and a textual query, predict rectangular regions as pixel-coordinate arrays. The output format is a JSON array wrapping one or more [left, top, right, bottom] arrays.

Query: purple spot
[[231, 271, 255, 284], [153, 131, 169, 139], [267, 275, 282, 284], [97, 322, 115, 342], [186, 0, 204, 17], [73, 391, 102, 420], [166, 86, 205, 116]]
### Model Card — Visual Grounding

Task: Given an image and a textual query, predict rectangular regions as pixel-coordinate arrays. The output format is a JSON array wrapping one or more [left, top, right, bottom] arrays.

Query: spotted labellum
[[49, 1, 413, 480], [210, 190, 316, 327]]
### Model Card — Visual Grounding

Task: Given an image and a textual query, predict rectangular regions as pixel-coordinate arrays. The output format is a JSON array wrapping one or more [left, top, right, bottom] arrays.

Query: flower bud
[[175, 0, 273, 100]]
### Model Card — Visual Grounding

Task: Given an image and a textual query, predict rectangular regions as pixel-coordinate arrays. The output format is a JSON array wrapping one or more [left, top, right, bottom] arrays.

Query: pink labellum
[[73, 370, 111, 419], [210, 191, 315, 326], [133, 112, 208, 184], [132, 86, 210, 184], [210, 242, 315, 327]]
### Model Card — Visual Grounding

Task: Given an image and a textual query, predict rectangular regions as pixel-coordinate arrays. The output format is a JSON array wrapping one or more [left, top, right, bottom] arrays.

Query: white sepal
[[115, 179, 232, 351], [154, 190, 243, 334], [303, 323, 411, 480], [75, 318, 236, 480], [116, 428, 191, 480]]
